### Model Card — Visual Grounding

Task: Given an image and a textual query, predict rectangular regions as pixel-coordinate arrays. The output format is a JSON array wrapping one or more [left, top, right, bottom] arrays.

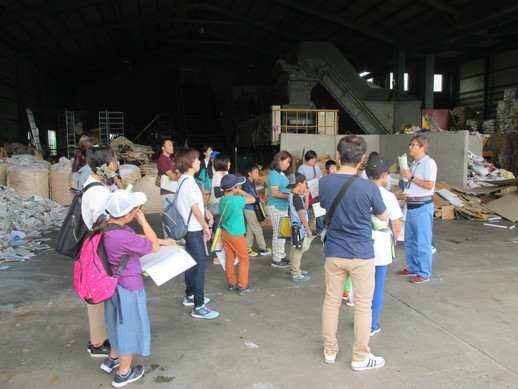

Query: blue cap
[[210, 151, 220, 158]]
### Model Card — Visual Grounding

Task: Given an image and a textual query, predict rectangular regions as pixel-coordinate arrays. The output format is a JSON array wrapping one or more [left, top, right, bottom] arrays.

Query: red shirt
[[157, 153, 177, 195]]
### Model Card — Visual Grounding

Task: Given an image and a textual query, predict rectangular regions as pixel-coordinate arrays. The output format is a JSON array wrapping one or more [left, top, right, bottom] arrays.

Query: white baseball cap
[[105, 189, 147, 218]]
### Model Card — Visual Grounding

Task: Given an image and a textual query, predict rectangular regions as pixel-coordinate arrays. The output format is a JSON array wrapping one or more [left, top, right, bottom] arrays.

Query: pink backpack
[[74, 233, 129, 304]]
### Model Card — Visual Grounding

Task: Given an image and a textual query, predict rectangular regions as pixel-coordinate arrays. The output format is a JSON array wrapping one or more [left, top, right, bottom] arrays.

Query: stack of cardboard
[[435, 181, 518, 222]]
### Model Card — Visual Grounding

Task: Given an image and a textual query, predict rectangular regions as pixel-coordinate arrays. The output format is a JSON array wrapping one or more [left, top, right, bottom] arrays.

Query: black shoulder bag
[[320, 175, 358, 246]]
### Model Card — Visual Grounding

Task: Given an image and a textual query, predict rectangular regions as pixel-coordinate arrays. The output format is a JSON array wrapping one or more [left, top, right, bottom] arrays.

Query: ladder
[[58, 110, 79, 158], [26, 108, 43, 151]]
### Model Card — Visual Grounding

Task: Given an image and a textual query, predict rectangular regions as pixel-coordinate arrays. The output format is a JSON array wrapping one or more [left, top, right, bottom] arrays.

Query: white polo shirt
[[408, 155, 437, 197]]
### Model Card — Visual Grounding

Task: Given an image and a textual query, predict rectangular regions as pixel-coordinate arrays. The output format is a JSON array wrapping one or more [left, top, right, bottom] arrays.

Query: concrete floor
[[1, 216, 517, 389]]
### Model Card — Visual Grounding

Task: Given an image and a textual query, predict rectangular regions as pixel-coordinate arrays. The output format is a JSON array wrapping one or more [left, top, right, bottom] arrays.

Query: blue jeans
[[371, 265, 388, 331], [184, 230, 208, 308], [405, 202, 434, 278], [316, 215, 324, 234], [309, 207, 324, 234]]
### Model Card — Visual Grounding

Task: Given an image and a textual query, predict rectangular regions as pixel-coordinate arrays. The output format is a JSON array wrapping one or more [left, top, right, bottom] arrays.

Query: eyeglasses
[[409, 143, 422, 147]]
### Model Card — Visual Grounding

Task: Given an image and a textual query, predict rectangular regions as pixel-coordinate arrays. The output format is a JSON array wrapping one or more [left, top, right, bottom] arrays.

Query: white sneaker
[[351, 353, 385, 371], [324, 349, 336, 364]]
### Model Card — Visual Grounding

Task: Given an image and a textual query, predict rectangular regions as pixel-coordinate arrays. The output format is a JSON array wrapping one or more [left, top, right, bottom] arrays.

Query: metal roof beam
[[0, 0, 105, 27], [405, 4, 518, 52], [20, 4, 196, 52], [199, 2, 302, 43], [205, 29, 281, 58], [416, 0, 458, 16], [273, 0, 396, 45]]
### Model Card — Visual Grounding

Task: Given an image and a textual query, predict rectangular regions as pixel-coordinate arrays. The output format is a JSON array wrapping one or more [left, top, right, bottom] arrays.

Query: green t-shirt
[[267, 170, 290, 211], [218, 195, 247, 236]]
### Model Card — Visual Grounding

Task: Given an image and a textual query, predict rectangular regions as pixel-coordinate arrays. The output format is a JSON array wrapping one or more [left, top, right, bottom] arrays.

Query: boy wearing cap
[[242, 163, 272, 257], [219, 174, 258, 296], [287, 172, 312, 281], [365, 156, 402, 336]]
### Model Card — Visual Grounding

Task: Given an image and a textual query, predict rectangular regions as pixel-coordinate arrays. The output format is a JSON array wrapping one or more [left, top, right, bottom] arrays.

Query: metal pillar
[[424, 54, 435, 110], [394, 44, 405, 92]]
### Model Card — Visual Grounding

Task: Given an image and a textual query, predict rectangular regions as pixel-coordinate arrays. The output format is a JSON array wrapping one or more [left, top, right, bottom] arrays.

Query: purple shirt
[[102, 225, 153, 291], [157, 153, 177, 195]]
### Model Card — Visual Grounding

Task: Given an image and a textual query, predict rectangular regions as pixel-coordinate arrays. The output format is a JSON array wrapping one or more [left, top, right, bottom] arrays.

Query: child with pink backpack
[[90, 189, 174, 387]]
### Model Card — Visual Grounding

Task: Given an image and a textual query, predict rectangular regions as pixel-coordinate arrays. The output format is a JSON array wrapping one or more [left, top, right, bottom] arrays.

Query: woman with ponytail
[[70, 136, 98, 190], [81, 145, 122, 358]]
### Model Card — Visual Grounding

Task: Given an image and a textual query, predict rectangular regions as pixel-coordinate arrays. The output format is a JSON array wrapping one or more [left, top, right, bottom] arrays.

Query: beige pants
[[322, 257, 375, 361], [244, 209, 267, 251], [87, 302, 107, 345], [289, 246, 303, 276]]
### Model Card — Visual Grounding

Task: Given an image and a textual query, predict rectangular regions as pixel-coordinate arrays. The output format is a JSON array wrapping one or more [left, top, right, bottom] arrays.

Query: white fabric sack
[[119, 164, 142, 185]]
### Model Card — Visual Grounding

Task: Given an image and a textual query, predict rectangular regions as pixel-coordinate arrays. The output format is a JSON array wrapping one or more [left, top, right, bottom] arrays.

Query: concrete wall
[[281, 130, 481, 187], [280, 133, 337, 162], [468, 133, 484, 156], [280, 133, 381, 163], [380, 131, 470, 187]]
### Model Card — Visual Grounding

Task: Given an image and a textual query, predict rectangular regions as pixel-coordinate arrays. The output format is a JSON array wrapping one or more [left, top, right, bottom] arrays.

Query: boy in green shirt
[[218, 174, 258, 296]]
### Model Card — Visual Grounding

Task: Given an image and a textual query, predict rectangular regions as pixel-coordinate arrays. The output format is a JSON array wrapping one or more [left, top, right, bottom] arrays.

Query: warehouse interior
[[2, 1, 518, 388], [1, 0, 518, 161]]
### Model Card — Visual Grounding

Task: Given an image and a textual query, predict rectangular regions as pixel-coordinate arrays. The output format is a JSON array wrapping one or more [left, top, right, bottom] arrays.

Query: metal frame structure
[[99, 110, 124, 144]]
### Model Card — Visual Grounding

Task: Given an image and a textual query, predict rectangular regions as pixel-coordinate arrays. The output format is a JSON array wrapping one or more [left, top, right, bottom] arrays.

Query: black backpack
[[56, 181, 105, 259]]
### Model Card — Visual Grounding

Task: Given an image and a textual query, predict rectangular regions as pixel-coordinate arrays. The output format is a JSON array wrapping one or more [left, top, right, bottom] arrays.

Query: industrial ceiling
[[1, 0, 518, 80]]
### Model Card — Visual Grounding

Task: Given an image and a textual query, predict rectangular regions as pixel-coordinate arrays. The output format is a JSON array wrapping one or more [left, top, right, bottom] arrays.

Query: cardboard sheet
[[451, 185, 502, 194], [485, 192, 518, 222], [481, 178, 518, 187]]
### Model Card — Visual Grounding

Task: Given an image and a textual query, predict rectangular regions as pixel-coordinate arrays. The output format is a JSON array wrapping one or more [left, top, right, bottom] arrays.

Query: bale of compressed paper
[[119, 163, 141, 185], [0, 162, 8, 186], [7, 156, 50, 198], [139, 163, 158, 176], [132, 174, 162, 214], [50, 157, 74, 206]]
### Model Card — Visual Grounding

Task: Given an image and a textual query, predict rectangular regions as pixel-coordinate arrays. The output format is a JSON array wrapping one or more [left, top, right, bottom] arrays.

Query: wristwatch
[[410, 175, 415, 182]]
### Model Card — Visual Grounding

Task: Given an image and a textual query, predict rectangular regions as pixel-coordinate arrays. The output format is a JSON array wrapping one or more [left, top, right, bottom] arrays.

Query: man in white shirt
[[398, 135, 437, 284]]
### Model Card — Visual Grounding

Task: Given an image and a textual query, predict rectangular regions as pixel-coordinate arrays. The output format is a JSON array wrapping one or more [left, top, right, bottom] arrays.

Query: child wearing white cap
[[91, 189, 175, 387]]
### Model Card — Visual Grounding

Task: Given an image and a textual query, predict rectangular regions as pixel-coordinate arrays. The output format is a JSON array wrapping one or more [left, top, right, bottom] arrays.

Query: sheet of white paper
[[307, 178, 319, 198], [140, 245, 196, 286], [312, 202, 326, 218], [215, 250, 238, 272], [160, 175, 178, 192]]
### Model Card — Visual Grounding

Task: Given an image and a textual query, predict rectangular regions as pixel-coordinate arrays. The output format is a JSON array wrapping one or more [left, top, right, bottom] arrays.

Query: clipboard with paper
[[160, 175, 178, 192], [139, 245, 196, 286]]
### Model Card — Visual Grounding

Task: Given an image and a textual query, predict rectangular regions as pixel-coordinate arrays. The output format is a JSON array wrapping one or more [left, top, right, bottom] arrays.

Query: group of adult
[[318, 134, 436, 370], [71, 133, 437, 371]]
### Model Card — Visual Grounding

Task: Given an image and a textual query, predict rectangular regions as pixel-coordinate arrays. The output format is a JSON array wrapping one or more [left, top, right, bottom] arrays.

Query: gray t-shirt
[[70, 164, 93, 190]]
